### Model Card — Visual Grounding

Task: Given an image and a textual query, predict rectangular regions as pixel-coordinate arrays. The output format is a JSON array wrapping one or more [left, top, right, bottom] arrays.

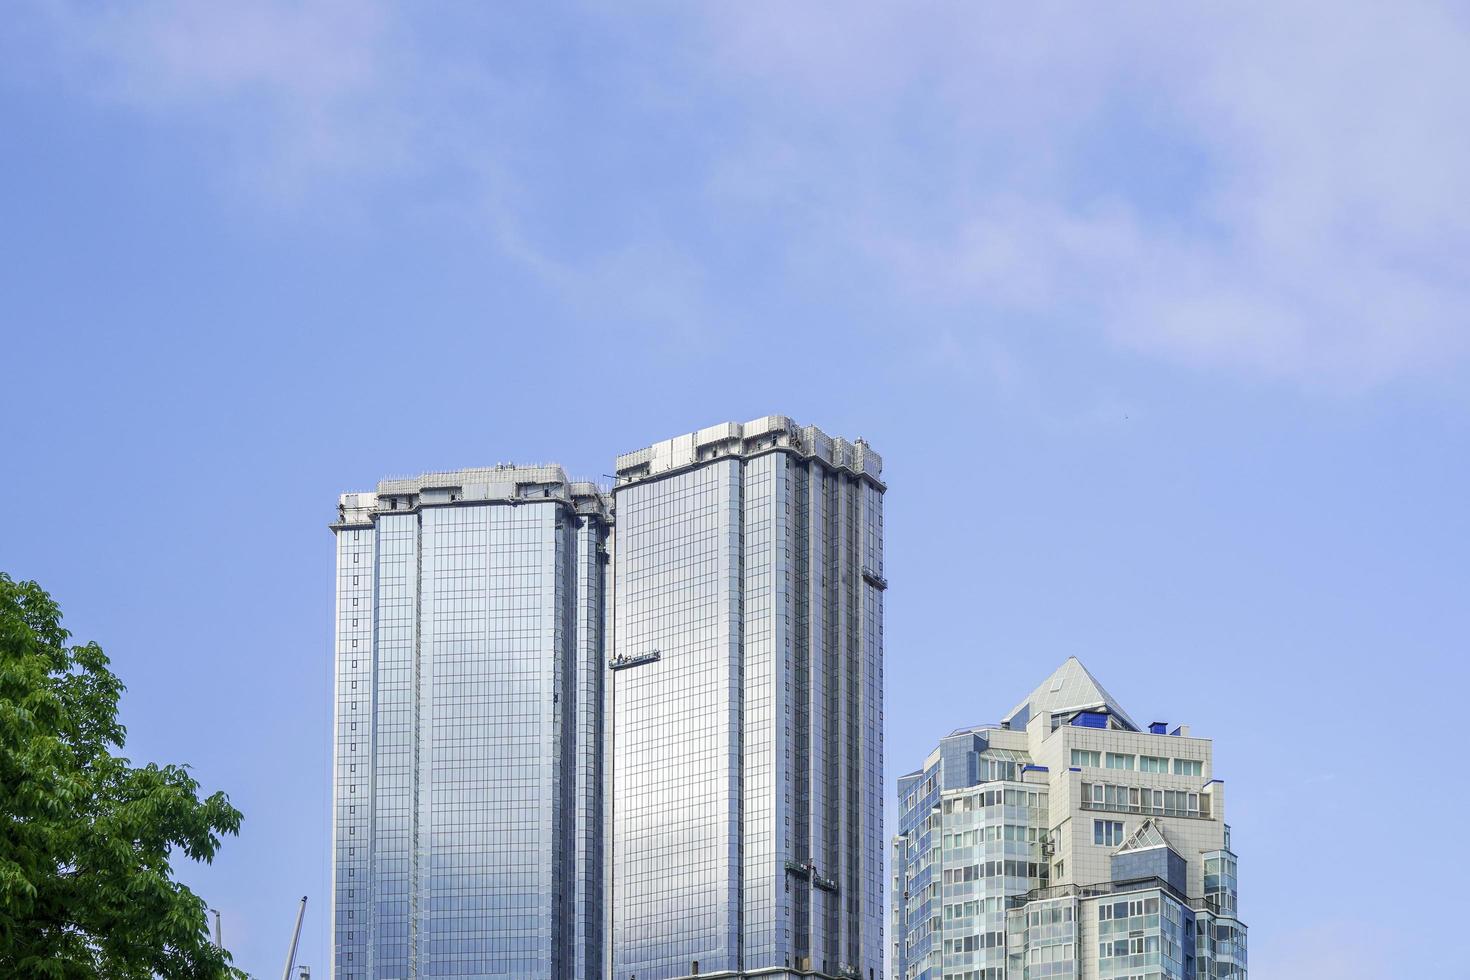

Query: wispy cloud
[[690, 2, 1470, 388], [24, 1, 404, 199], [11, 1, 726, 333], [11, 1, 1469, 386]]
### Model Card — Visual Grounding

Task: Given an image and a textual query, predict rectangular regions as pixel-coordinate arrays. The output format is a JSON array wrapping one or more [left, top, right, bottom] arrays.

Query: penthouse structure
[[891, 658, 1245, 980]]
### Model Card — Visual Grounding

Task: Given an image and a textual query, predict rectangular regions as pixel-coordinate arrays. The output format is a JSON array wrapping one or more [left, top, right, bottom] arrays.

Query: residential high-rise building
[[330, 466, 610, 980], [609, 416, 887, 980], [891, 658, 1246, 980]]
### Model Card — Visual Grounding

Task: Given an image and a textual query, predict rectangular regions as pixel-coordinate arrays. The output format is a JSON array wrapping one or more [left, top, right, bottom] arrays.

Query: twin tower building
[[331, 416, 1248, 980], [331, 417, 887, 980]]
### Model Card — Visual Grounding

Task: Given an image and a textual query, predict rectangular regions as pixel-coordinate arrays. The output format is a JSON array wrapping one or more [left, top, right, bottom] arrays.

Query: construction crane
[[280, 896, 307, 980]]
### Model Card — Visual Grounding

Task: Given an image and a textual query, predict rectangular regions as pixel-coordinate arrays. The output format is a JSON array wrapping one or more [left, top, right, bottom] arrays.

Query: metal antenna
[[212, 908, 223, 948], [280, 896, 308, 980]]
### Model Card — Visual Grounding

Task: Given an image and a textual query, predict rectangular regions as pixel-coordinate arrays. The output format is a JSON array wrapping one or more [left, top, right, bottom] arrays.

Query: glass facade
[[1093, 891, 1191, 979], [331, 468, 609, 979], [892, 735, 1050, 980], [610, 418, 885, 980], [1005, 898, 1076, 979], [611, 461, 743, 977], [332, 419, 883, 980]]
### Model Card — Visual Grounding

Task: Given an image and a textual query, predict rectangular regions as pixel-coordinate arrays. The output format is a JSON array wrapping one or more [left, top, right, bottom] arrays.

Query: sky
[[1, 2, 1467, 976]]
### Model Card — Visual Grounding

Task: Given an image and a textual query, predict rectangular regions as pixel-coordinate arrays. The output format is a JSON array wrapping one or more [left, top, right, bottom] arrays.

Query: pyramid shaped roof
[[1114, 817, 1174, 855], [1003, 657, 1139, 732]]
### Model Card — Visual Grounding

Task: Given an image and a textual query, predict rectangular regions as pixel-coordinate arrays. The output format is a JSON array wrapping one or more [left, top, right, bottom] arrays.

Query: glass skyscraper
[[891, 658, 1246, 980], [330, 417, 884, 980], [609, 416, 886, 980], [330, 466, 610, 980]]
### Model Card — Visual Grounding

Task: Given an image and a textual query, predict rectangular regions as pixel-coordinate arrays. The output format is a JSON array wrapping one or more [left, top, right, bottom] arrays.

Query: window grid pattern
[[610, 451, 884, 980], [372, 514, 418, 977], [419, 505, 561, 978], [332, 499, 605, 980], [1005, 898, 1076, 979], [572, 520, 607, 980], [334, 527, 375, 979], [1095, 891, 1192, 980], [859, 479, 885, 976], [892, 674, 1246, 980], [813, 470, 840, 969], [740, 453, 786, 968], [612, 462, 742, 978]]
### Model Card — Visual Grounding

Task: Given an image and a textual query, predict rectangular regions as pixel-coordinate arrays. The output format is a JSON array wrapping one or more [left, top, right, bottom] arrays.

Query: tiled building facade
[[891, 659, 1246, 980]]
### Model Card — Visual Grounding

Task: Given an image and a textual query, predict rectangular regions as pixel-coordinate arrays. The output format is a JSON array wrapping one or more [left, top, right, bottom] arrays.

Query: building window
[[986, 759, 1017, 781], [1094, 820, 1125, 846], [1106, 753, 1135, 770], [1174, 758, 1203, 776], [1081, 780, 1208, 818], [1141, 755, 1168, 773], [1071, 749, 1100, 768]]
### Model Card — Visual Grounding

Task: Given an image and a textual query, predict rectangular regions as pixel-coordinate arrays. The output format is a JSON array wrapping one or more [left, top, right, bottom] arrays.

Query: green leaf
[[0, 573, 248, 979]]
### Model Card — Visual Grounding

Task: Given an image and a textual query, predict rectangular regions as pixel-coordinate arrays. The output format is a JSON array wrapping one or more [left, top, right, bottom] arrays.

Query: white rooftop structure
[[1002, 655, 1141, 732], [1115, 817, 1175, 855], [614, 414, 884, 488]]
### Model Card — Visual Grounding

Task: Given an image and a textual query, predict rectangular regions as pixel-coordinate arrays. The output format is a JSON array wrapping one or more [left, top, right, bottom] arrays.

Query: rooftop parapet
[[333, 463, 611, 528], [614, 414, 884, 488]]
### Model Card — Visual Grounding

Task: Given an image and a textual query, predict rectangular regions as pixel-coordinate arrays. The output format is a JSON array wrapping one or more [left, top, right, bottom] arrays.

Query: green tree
[[0, 573, 245, 978]]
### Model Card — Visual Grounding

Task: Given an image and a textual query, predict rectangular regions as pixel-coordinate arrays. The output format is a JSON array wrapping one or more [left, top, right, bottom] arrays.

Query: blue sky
[[2, 3, 1467, 976]]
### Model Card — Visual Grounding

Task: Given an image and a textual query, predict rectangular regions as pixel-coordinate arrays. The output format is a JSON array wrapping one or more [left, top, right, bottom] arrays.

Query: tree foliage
[[0, 573, 245, 978]]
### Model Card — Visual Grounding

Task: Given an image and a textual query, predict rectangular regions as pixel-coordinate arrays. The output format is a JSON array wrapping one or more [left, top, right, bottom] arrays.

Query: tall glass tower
[[609, 416, 886, 980], [330, 466, 609, 980]]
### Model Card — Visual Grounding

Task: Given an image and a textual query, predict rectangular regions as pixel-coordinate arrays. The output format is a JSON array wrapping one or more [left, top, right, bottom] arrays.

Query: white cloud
[[690, 2, 1470, 387], [13, 1, 1470, 387], [21, 1, 405, 199], [14, 2, 729, 333]]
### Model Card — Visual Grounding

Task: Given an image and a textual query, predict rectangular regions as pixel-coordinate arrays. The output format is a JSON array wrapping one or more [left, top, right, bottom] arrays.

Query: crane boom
[[280, 896, 307, 980]]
